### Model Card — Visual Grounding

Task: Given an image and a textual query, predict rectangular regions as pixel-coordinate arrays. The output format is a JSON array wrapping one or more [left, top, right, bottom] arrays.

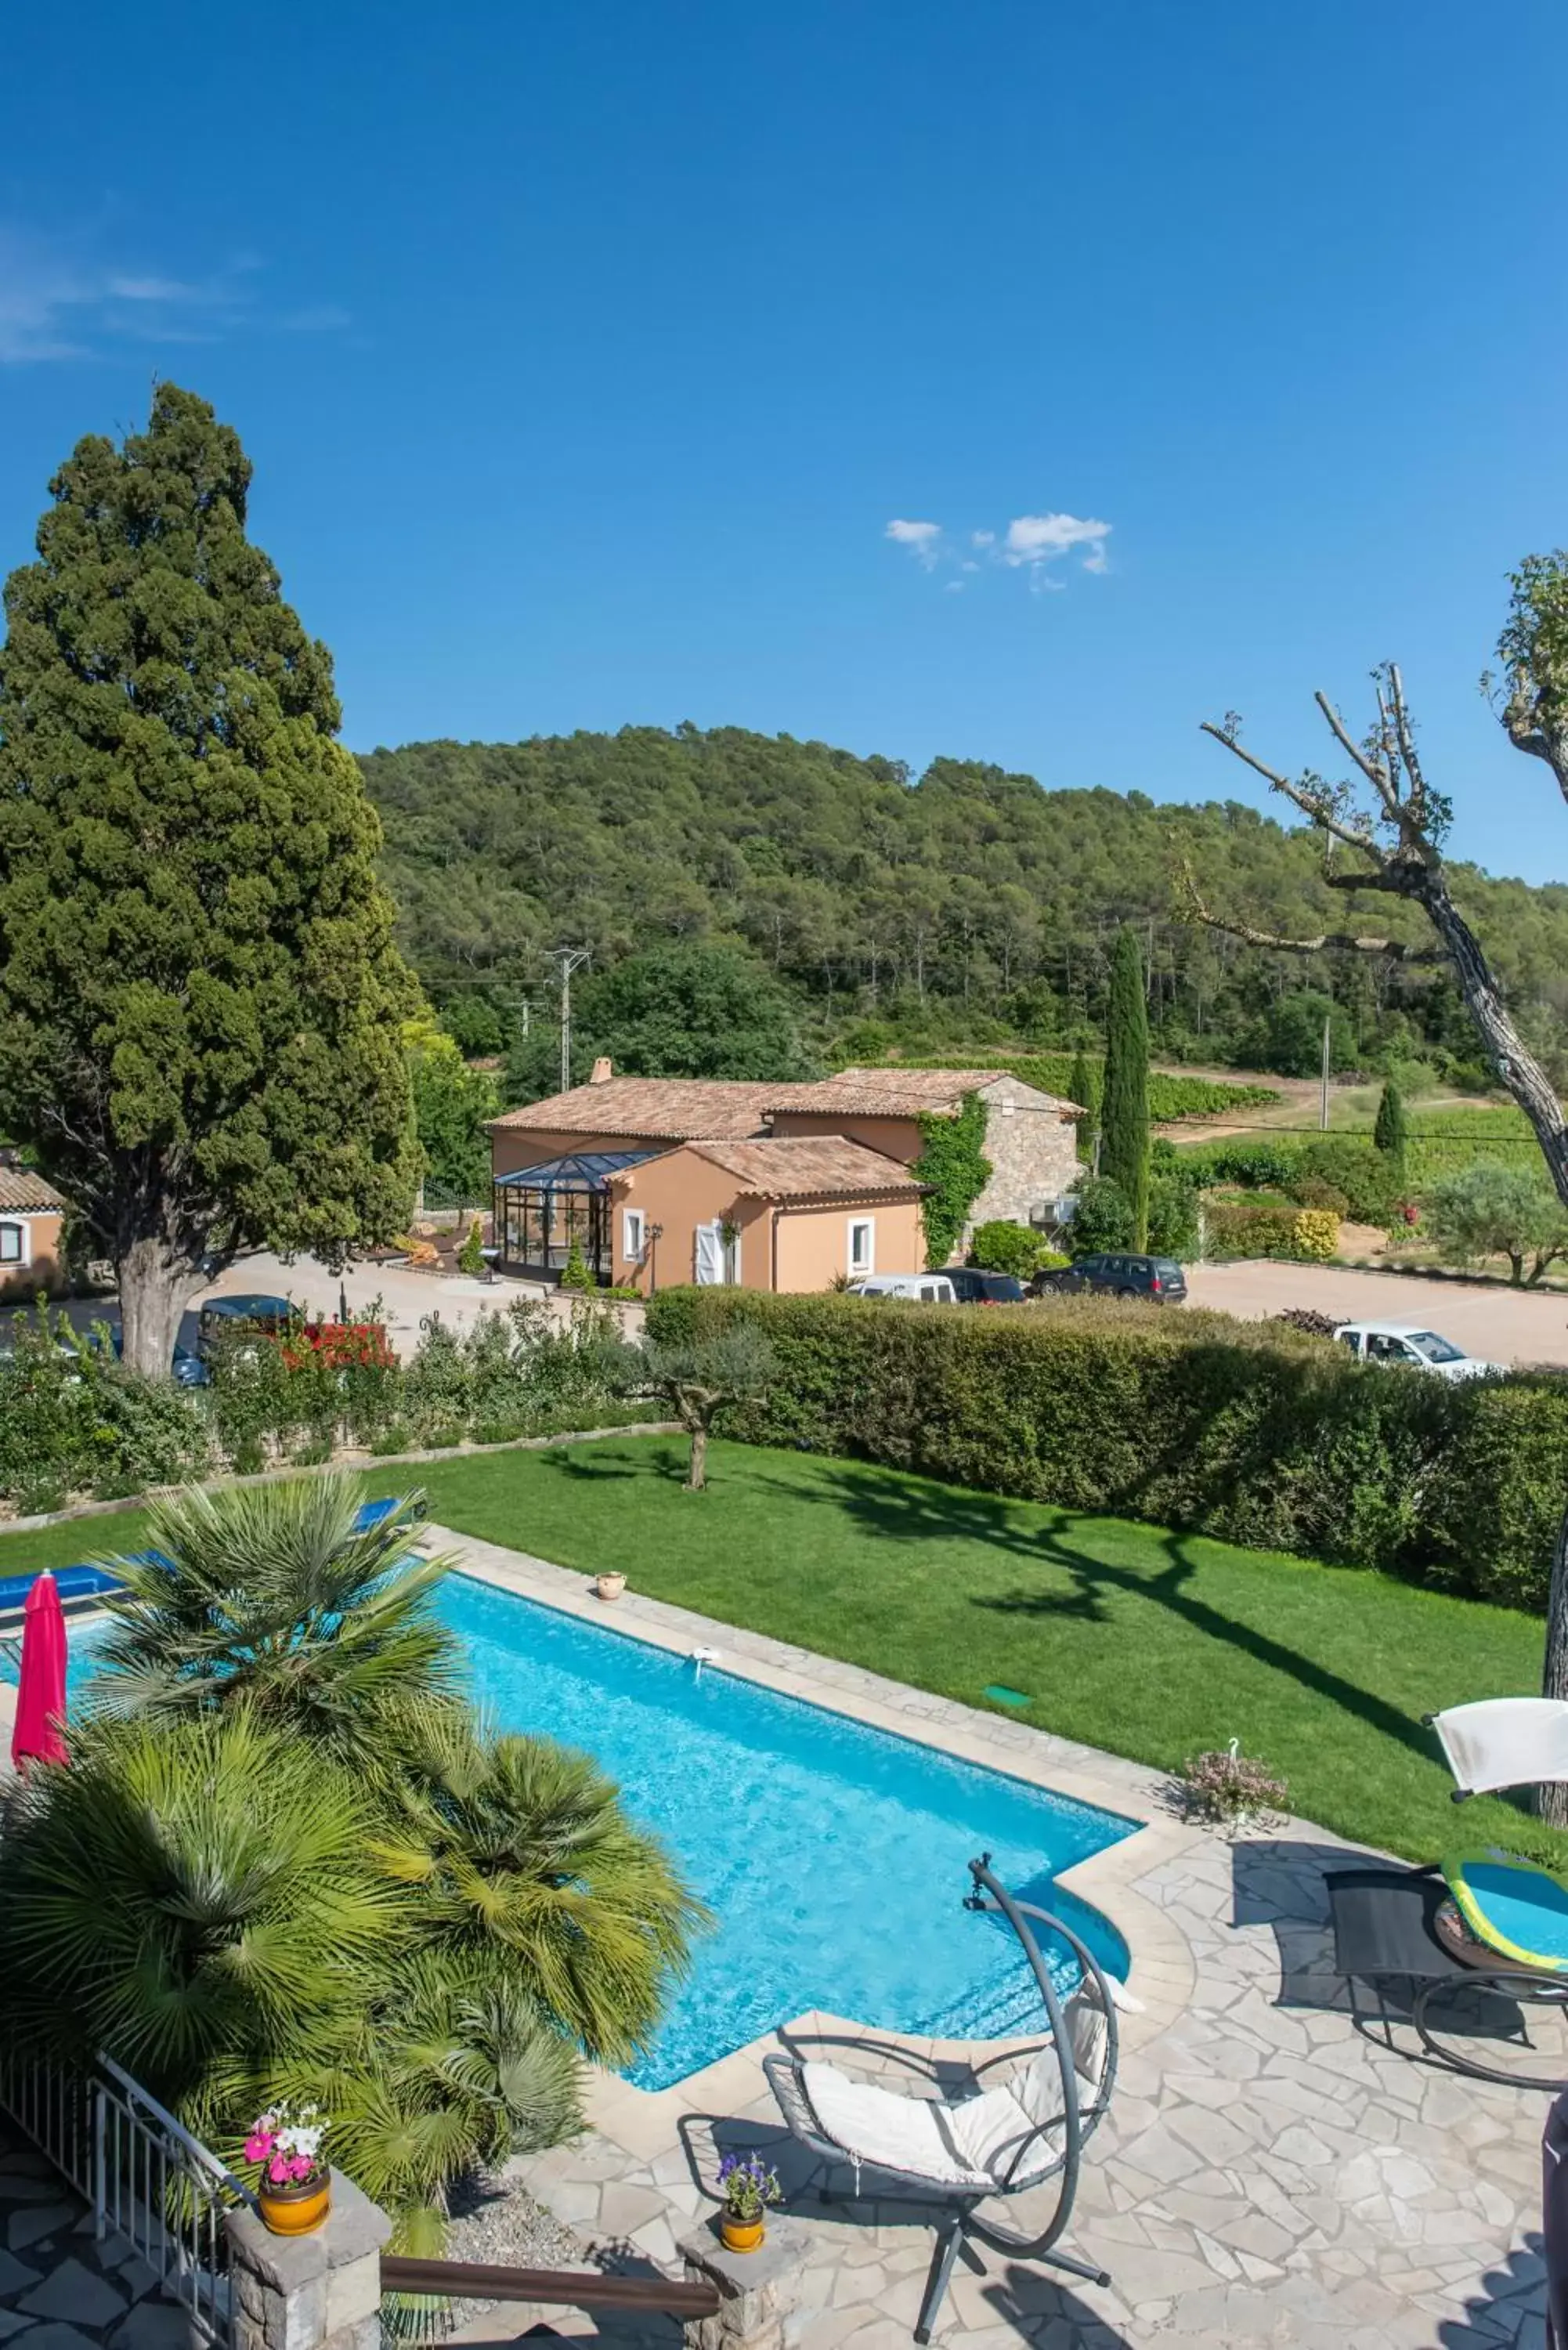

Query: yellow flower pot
[[258, 2175, 331, 2236], [720, 2213, 765, 2254]]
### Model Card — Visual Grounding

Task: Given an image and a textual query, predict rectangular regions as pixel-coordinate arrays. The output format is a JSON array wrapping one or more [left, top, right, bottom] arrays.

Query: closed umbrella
[[10, 1571, 67, 1771], [1545, 2088, 1568, 2348]]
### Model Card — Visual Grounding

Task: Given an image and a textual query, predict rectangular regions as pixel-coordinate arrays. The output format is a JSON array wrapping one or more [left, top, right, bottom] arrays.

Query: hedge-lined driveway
[[1187, 1260, 1568, 1368]]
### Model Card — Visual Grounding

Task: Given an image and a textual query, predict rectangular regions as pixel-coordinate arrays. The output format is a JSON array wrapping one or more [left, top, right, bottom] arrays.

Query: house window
[[0, 1222, 23, 1265], [847, 1217, 874, 1276], [623, 1208, 646, 1262]]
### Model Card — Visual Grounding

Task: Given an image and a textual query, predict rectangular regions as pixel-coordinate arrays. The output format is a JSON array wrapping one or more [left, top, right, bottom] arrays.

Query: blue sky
[[3, 1, 1566, 878]]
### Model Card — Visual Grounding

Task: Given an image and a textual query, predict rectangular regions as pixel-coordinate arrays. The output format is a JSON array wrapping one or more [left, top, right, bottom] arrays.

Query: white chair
[[763, 1856, 1116, 2344], [1426, 1699, 1568, 1801]]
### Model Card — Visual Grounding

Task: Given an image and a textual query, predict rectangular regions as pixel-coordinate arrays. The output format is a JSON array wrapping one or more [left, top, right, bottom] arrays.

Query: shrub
[[1204, 1200, 1299, 1258], [968, 1220, 1057, 1278], [1178, 1747, 1291, 1828], [1182, 1137, 1306, 1191], [1288, 1176, 1351, 1215], [1292, 1139, 1400, 1225], [558, 1240, 595, 1293], [458, 1217, 487, 1277], [1273, 1308, 1339, 1340], [0, 1304, 211, 1505], [1069, 1173, 1133, 1253], [1291, 1209, 1341, 1261], [644, 1285, 1568, 1610]]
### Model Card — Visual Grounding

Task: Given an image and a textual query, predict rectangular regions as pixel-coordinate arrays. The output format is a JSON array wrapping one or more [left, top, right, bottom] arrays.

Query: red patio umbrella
[[10, 1571, 68, 1771]]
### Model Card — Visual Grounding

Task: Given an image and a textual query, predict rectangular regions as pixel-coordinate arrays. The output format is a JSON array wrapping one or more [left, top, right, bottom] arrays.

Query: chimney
[[589, 1056, 614, 1085]]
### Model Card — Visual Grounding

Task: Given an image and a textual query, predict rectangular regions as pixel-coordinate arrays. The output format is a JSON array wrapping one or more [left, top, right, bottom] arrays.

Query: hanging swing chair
[[763, 1854, 1118, 2344]]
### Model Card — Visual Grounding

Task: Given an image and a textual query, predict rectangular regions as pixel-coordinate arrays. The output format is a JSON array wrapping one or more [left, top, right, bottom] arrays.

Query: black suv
[[946, 1267, 1027, 1306], [1031, 1253, 1187, 1304]]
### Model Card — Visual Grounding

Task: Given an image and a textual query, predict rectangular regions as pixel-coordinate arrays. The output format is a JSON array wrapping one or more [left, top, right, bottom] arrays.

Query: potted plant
[[245, 2103, 331, 2235], [716, 2151, 782, 2254], [594, 1570, 627, 1602]]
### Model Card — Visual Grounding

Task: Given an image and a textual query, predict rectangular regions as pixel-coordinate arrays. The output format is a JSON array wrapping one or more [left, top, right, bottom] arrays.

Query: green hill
[[359, 725, 1568, 1080]]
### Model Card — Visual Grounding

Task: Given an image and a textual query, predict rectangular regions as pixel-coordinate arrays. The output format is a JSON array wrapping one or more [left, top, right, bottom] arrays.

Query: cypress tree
[[1100, 928, 1151, 1249], [1374, 1076, 1408, 1164], [0, 385, 421, 1374], [1065, 1046, 1099, 1166]]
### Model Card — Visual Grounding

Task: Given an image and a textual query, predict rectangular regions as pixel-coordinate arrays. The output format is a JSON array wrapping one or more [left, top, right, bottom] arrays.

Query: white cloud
[[0, 224, 349, 364], [1002, 512, 1112, 580], [971, 530, 995, 548], [885, 518, 943, 571], [945, 579, 966, 592]]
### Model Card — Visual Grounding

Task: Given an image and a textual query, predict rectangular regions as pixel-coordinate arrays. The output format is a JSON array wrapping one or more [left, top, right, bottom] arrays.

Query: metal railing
[[0, 2049, 253, 2349], [380, 2254, 719, 2334]]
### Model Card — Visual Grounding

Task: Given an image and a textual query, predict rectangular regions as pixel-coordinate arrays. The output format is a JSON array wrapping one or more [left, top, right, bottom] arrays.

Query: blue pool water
[[8, 1578, 1133, 2090], [437, 1575, 1132, 2088]]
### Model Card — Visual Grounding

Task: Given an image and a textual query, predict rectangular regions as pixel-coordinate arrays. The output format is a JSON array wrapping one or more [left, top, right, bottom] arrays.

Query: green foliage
[[1423, 1161, 1568, 1285], [1147, 1152, 1201, 1260], [558, 1238, 595, 1292], [91, 1480, 462, 1760], [364, 724, 1568, 1091], [1291, 1138, 1402, 1224], [0, 1479, 704, 2237], [644, 1285, 1568, 1611], [458, 1217, 487, 1276], [440, 993, 508, 1058], [406, 1020, 497, 1202], [1101, 930, 1151, 1249], [633, 1325, 777, 1489], [1374, 1078, 1409, 1163], [1245, 989, 1357, 1079], [507, 942, 812, 1101], [911, 1091, 992, 1270], [967, 1220, 1057, 1278], [1181, 1137, 1306, 1191], [0, 1303, 212, 1504], [1065, 1048, 1098, 1162], [1203, 1200, 1301, 1258], [1069, 1173, 1133, 1254], [0, 385, 421, 1368]]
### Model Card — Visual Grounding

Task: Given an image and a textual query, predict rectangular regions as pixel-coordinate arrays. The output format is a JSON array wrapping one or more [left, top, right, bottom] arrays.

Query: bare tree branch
[[1198, 721, 1384, 859], [1174, 855, 1441, 960]]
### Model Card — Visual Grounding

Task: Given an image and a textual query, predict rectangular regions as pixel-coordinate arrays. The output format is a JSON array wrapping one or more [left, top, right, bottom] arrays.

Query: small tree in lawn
[[1100, 931, 1151, 1249], [1423, 1162, 1568, 1286], [637, 1326, 775, 1492], [1374, 1077, 1408, 1170], [0, 385, 421, 1375]]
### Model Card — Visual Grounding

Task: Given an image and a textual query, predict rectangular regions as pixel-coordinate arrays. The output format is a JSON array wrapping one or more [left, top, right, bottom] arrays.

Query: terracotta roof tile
[[0, 1166, 67, 1213], [681, 1137, 929, 1199], [489, 1077, 776, 1140]]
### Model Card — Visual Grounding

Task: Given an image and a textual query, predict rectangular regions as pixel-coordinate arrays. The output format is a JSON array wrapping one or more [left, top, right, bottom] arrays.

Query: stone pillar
[[676, 2216, 809, 2350], [225, 2172, 392, 2350]]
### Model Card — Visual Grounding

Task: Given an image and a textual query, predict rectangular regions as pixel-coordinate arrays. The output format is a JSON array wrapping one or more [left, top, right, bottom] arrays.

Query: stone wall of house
[[968, 1078, 1080, 1236]]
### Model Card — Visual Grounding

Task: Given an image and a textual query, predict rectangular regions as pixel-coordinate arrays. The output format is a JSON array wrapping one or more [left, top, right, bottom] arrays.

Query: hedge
[[645, 1286, 1568, 1612], [897, 1056, 1280, 1122], [1204, 1200, 1341, 1260]]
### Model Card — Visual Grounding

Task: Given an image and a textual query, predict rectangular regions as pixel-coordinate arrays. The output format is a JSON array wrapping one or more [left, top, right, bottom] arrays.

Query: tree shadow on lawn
[[748, 1457, 1441, 1770], [537, 1441, 690, 1487]]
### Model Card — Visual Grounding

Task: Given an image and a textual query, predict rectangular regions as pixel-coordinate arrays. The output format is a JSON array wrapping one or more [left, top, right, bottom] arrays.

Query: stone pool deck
[[436, 1528, 1551, 2350]]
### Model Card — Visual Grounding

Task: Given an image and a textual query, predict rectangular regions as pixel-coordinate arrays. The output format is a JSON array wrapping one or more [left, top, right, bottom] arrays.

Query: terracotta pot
[[719, 2212, 765, 2254], [258, 2174, 331, 2236], [594, 1572, 627, 1602]]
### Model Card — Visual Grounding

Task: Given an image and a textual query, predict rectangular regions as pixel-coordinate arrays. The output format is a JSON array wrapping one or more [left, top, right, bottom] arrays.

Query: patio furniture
[[762, 1854, 1116, 2345], [1426, 1698, 1568, 1802], [1327, 1864, 1568, 2089]]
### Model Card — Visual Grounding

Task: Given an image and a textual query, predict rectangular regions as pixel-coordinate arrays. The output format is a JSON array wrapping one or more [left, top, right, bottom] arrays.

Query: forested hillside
[[360, 726, 1568, 1079]]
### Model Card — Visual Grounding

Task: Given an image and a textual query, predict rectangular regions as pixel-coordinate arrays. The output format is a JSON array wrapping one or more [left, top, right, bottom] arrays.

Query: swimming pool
[[7, 1573, 1134, 2090], [439, 1574, 1132, 2088]]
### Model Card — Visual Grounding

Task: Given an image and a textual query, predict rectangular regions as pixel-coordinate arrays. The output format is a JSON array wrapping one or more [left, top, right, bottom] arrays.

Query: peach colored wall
[[608, 1151, 772, 1294], [764, 1110, 926, 1165], [772, 1197, 925, 1291], [0, 1210, 64, 1301]]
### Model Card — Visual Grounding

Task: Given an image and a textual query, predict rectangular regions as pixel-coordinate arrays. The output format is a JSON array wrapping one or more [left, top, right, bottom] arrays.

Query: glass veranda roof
[[494, 1149, 659, 1193]]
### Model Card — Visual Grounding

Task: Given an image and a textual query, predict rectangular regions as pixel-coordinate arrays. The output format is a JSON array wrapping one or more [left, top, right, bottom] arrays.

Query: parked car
[[197, 1293, 295, 1347], [946, 1268, 1028, 1306], [1031, 1253, 1188, 1303], [81, 1326, 211, 1386], [1332, 1321, 1502, 1380], [845, 1274, 957, 1303]]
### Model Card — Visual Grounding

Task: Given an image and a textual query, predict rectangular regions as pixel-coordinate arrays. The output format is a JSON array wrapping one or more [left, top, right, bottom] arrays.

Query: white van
[[845, 1274, 957, 1304]]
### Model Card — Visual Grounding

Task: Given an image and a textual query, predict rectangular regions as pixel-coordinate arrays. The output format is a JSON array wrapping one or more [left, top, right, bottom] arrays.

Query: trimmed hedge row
[[645, 1286, 1568, 1612]]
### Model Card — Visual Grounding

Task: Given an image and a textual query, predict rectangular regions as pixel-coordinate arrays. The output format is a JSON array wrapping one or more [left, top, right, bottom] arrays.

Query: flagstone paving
[[0, 2128, 197, 2350], [435, 1532, 1558, 2348]]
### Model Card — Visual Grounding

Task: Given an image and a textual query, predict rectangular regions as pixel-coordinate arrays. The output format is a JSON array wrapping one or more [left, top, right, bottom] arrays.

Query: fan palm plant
[[378, 1708, 709, 2067], [89, 1477, 463, 1760], [0, 1709, 400, 2128]]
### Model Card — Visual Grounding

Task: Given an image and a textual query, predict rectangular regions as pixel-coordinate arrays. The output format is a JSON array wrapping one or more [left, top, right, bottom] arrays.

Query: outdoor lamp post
[[646, 1222, 663, 1296]]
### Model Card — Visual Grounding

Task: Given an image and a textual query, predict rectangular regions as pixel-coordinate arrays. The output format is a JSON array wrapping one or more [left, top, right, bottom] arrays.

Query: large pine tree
[[0, 385, 421, 1374], [1100, 928, 1151, 1249]]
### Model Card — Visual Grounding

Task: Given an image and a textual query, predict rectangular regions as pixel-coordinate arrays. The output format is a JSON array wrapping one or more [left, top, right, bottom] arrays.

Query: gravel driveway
[[1186, 1258, 1568, 1368]]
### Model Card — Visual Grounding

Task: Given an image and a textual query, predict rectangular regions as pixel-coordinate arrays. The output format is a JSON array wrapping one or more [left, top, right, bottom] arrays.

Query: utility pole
[[547, 947, 591, 1094], [1320, 1011, 1331, 1131]]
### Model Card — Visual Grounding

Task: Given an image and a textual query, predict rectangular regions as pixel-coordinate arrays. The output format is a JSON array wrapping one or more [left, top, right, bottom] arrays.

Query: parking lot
[[1187, 1257, 1568, 1368]]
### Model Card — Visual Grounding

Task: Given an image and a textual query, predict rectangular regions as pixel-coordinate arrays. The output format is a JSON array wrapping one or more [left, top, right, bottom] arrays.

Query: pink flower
[[244, 2135, 273, 2165], [288, 2154, 314, 2182], [266, 2155, 291, 2186]]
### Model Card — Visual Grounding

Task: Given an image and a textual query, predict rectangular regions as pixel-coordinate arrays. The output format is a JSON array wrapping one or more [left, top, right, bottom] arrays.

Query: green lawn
[[4, 1437, 1543, 1864]]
